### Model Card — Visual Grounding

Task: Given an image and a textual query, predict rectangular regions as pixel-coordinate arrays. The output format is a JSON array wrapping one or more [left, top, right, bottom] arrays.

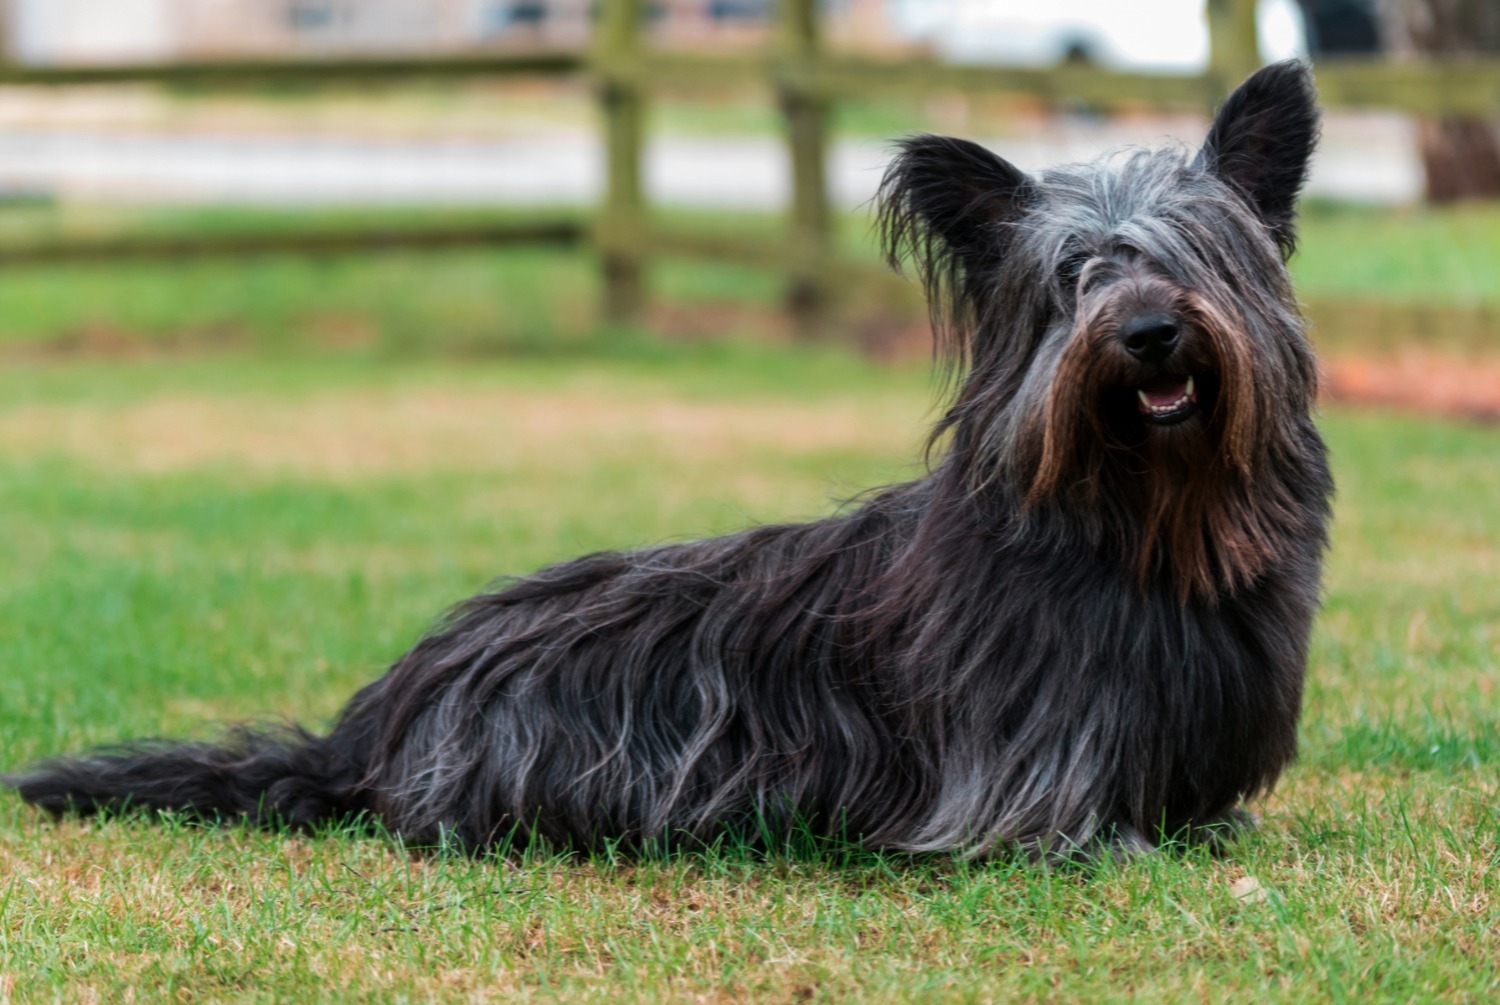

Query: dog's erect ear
[[1197, 60, 1320, 259], [877, 134, 1030, 284], [877, 136, 1031, 360]]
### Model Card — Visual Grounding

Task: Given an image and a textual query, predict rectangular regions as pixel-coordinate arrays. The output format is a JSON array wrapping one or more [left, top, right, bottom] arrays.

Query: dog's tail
[[3, 724, 373, 829]]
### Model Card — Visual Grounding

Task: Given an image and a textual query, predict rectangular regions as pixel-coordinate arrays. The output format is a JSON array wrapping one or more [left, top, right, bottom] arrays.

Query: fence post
[[596, 0, 646, 325], [1206, 0, 1262, 101], [776, 0, 833, 339]]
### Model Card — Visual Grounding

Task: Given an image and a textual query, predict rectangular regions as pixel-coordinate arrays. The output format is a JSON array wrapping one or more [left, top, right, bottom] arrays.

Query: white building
[[13, 0, 176, 64], [6, 0, 893, 65], [8, 0, 586, 64], [889, 0, 1305, 72], [8, 1, 1303, 69]]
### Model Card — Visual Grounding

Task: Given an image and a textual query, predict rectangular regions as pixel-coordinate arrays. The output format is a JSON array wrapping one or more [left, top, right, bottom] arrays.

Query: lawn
[[0, 339, 1496, 1002]]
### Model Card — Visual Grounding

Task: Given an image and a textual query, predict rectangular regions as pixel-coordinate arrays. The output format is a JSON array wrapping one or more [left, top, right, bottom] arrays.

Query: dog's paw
[[1189, 806, 1259, 855], [1041, 823, 1158, 868]]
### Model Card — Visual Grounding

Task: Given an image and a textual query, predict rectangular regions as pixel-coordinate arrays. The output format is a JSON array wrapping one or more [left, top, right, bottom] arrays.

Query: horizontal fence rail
[[0, 219, 585, 268], [0, 50, 585, 86], [597, 51, 1500, 118], [0, 0, 1495, 335]]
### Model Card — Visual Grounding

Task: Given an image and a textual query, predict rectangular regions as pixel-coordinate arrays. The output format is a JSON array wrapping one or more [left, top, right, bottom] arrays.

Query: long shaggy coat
[[8, 61, 1332, 859]]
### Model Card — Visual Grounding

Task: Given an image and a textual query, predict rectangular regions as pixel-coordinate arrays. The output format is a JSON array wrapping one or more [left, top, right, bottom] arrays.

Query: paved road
[[0, 113, 1421, 207]]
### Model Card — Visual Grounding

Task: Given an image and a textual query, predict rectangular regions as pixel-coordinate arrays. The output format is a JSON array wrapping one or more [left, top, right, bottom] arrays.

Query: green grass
[[0, 342, 1497, 1002], [1294, 200, 1500, 307]]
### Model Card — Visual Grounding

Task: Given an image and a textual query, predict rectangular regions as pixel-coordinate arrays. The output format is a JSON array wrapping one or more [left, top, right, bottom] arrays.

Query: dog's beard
[[1020, 291, 1282, 599]]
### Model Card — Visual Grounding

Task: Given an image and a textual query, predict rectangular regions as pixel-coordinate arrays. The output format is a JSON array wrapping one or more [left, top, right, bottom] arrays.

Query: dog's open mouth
[[1136, 374, 1199, 425]]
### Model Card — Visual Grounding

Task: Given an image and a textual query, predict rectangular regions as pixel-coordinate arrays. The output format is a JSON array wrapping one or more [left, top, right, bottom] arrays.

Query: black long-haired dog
[[8, 62, 1331, 859]]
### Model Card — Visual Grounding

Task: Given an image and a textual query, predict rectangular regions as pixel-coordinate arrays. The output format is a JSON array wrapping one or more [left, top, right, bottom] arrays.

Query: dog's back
[[7, 62, 1332, 860]]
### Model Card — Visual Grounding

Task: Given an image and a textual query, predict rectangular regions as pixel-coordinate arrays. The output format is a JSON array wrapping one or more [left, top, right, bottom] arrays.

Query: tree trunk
[[1382, 0, 1500, 202], [1415, 118, 1500, 202]]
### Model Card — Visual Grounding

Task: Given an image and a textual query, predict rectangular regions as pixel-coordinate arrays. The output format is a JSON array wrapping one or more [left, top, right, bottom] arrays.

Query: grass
[[1294, 200, 1500, 308], [0, 338, 1497, 1002]]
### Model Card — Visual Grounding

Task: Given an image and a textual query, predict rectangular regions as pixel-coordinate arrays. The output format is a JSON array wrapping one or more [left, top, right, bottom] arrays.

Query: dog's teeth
[[1186, 376, 1195, 397], [1138, 390, 1152, 410]]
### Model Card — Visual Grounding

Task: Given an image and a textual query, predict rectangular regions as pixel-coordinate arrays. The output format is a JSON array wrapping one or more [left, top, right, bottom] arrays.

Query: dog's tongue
[[1137, 374, 1193, 413]]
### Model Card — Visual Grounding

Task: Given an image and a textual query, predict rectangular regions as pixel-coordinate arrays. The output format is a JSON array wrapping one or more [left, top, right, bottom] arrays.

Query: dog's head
[[879, 61, 1325, 597]]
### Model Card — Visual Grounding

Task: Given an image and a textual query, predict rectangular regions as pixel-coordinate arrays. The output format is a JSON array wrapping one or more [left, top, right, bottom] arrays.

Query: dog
[[7, 61, 1331, 860]]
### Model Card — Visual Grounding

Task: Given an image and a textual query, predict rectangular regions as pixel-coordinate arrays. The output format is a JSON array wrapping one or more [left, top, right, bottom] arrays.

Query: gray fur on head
[[7, 62, 1333, 862]]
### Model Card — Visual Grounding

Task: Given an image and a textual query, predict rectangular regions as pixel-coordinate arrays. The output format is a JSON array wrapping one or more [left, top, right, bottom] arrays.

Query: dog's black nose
[[1121, 314, 1180, 363]]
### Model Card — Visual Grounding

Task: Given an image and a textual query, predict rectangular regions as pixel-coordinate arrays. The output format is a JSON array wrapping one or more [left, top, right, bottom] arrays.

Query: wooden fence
[[2, 0, 1499, 335], [595, 0, 1500, 335]]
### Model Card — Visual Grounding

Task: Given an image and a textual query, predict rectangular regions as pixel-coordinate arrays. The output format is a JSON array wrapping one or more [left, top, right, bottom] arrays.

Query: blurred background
[[0, 0, 1493, 410]]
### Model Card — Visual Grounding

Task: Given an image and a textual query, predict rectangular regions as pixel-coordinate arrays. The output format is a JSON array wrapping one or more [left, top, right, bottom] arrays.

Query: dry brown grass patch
[[0, 386, 927, 480]]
